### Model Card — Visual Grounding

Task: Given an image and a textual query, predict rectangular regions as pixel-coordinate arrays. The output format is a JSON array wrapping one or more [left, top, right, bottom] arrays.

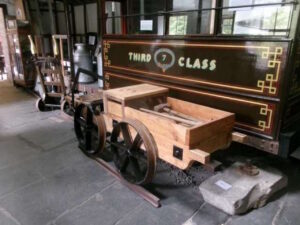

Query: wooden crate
[[103, 84, 235, 169]]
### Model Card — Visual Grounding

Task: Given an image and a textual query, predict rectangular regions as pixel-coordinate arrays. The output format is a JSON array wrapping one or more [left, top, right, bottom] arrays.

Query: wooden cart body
[[102, 84, 234, 169]]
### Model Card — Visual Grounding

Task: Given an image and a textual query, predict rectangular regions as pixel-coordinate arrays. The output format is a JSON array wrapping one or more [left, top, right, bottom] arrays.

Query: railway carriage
[[100, 0, 300, 158]]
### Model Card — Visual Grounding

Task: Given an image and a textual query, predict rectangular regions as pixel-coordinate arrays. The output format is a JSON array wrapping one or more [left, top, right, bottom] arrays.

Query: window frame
[[102, 0, 297, 38]]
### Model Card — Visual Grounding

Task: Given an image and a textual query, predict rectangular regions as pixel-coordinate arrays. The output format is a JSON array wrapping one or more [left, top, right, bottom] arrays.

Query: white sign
[[140, 20, 153, 31], [215, 180, 232, 191]]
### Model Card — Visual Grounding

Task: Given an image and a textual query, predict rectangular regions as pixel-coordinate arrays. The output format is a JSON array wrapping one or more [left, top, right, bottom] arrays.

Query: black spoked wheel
[[110, 119, 158, 185], [36, 98, 45, 112], [61, 100, 73, 116], [74, 104, 106, 156]]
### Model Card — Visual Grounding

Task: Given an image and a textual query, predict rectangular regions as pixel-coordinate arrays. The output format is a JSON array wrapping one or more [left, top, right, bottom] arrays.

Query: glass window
[[169, 15, 188, 35], [167, 0, 215, 35], [105, 1, 122, 34], [221, 0, 293, 36], [126, 0, 166, 35]]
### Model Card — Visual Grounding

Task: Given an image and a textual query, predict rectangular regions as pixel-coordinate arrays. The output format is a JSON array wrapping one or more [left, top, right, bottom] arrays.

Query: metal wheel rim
[[74, 104, 106, 156], [110, 119, 157, 185], [36, 98, 45, 111]]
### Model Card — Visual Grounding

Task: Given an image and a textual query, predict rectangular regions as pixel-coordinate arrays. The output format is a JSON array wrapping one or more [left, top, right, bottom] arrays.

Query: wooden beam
[[63, 0, 75, 81], [96, 0, 101, 37], [23, 0, 31, 22], [232, 132, 248, 143], [47, 0, 56, 33], [71, 6, 76, 40], [83, 3, 87, 35], [54, 0, 59, 33], [33, 0, 44, 35]]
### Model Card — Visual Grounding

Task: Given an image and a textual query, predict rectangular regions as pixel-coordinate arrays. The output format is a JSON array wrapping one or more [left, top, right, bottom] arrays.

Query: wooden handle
[[232, 132, 248, 143]]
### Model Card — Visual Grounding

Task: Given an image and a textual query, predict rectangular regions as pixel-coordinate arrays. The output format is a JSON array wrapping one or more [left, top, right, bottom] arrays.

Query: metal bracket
[[173, 146, 183, 160]]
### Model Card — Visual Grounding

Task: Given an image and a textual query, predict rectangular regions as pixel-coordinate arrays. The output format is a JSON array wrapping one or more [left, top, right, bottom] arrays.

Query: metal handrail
[[103, 0, 298, 19]]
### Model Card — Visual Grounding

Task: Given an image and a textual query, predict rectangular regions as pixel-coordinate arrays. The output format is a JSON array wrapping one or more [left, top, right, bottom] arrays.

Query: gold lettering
[[141, 54, 146, 62], [134, 53, 142, 61], [202, 59, 208, 70], [209, 60, 216, 71], [128, 52, 133, 61], [193, 59, 201, 69], [178, 57, 185, 67], [146, 54, 151, 62], [186, 58, 193, 69]]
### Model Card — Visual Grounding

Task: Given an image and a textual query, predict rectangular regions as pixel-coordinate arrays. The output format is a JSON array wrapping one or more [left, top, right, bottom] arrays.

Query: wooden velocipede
[[74, 84, 235, 185]]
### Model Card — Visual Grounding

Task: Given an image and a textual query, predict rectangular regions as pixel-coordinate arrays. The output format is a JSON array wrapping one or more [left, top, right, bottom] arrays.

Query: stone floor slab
[[55, 182, 142, 225], [0, 160, 114, 225], [0, 137, 40, 170]]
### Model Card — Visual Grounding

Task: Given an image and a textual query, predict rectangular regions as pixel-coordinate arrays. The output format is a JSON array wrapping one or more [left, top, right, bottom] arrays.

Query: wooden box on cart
[[103, 84, 235, 169]]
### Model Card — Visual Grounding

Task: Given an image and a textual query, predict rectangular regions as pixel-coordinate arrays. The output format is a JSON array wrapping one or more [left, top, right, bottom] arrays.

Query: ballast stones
[[199, 162, 287, 215]]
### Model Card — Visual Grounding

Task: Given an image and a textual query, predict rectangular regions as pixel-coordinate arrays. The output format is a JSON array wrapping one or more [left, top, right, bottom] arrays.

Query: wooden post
[[97, 0, 101, 38], [47, 0, 56, 34], [33, 0, 43, 35], [23, 0, 31, 22], [83, 3, 87, 39], [59, 38, 65, 77], [71, 5, 76, 42], [54, 0, 59, 33], [63, 0, 75, 82]]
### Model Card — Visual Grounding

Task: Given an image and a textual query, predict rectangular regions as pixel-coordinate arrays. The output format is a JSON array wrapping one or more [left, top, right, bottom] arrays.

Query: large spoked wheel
[[74, 104, 106, 157], [110, 119, 158, 185]]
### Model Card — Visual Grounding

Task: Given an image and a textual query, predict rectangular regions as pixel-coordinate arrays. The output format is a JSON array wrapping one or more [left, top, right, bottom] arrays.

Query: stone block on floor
[[199, 162, 287, 215]]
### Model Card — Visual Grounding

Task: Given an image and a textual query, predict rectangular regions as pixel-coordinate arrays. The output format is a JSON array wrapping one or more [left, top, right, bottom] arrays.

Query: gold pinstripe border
[[103, 40, 284, 96], [104, 72, 275, 134]]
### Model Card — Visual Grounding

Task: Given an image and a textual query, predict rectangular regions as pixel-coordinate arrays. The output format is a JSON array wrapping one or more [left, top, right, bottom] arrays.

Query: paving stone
[[0, 207, 20, 225], [22, 141, 87, 178], [0, 109, 60, 130], [18, 118, 75, 151], [0, 163, 42, 198], [182, 203, 229, 225], [273, 187, 300, 225], [55, 182, 142, 225], [0, 137, 40, 170], [0, 160, 115, 225], [116, 180, 203, 225], [226, 199, 282, 225], [147, 162, 205, 215]]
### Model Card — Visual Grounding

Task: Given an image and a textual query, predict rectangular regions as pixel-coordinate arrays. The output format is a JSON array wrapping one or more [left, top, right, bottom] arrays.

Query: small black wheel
[[61, 100, 73, 115], [36, 98, 45, 111], [74, 104, 106, 156], [110, 119, 158, 185]]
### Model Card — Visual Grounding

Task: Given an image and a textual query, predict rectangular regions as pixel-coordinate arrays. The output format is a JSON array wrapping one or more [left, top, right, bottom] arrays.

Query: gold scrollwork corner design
[[103, 41, 111, 67], [258, 104, 273, 132], [104, 73, 110, 89], [105, 82, 110, 89], [257, 47, 283, 95]]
